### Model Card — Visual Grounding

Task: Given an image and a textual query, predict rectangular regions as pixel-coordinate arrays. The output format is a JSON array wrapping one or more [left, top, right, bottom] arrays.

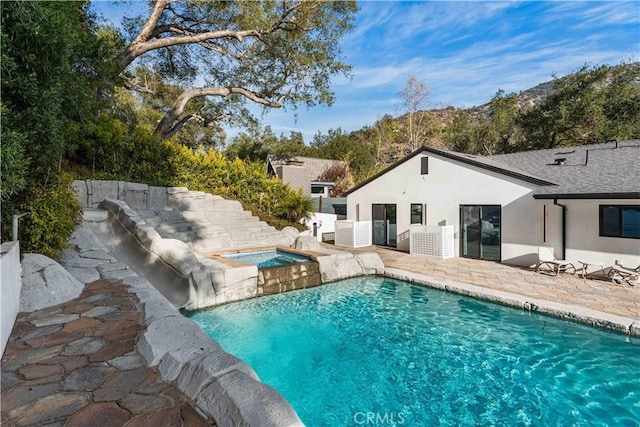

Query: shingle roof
[[489, 140, 640, 198], [345, 140, 640, 198], [267, 155, 347, 181]]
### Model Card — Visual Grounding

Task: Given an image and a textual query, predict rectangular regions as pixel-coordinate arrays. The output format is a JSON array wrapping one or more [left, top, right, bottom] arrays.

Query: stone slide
[[12, 225, 303, 426]]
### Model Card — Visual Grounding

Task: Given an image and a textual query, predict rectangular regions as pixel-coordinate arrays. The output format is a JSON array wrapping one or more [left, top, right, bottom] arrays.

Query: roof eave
[[533, 192, 640, 200]]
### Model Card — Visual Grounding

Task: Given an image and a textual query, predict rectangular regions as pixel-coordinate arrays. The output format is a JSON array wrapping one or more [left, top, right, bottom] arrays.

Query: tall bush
[[14, 174, 82, 258]]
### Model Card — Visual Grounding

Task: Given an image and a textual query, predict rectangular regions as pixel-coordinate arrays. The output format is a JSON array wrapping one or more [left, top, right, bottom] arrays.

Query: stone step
[[230, 237, 291, 249], [194, 221, 271, 232], [195, 229, 272, 240], [82, 209, 109, 222], [252, 231, 286, 240], [170, 197, 245, 212], [181, 211, 255, 222], [195, 217, 260, 226], [202, 210, 254, 220], [191, 239, 226, 252]]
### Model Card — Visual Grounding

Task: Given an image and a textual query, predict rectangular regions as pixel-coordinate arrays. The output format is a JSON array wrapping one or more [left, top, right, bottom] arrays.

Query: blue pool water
[[223, 249, 310, 268], [187, 277, 640, 426]]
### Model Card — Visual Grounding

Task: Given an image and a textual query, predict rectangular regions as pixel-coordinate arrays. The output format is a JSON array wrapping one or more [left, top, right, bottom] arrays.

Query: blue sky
[[92, 1, 639, 142]]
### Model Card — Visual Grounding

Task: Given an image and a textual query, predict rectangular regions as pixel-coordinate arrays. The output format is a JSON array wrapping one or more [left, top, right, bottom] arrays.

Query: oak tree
[[118, 0, 357, 141], [517, 63, 640, 150]]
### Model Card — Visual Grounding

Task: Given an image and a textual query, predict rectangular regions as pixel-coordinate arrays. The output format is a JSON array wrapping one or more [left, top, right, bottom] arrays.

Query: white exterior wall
[[1, 242, 21, 356], [347, 153, 544, 266], [301, 212, 338, 241], [563, 199, 640, 267]]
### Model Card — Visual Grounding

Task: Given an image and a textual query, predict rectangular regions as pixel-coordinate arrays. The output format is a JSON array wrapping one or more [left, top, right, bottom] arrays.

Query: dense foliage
[[0, 1, 321, 255], [16, 174, 82, 258], [445, 64, 640, 155], [1, 1, 117, 254], [223, 63, 639, 180]]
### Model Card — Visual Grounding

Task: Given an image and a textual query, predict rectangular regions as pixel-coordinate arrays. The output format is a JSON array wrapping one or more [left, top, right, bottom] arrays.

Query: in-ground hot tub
[[206, 246, 323, 296], [222, 248, 312, 269]]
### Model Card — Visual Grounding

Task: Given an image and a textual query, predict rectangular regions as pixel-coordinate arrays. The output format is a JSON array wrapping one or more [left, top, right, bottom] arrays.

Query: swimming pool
[[188, 277, 640, 426], [222, 249, 311, 268]]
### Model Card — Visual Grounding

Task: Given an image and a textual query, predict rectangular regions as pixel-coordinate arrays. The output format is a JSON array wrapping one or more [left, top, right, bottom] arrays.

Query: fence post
[[12, 212, 29, 241]]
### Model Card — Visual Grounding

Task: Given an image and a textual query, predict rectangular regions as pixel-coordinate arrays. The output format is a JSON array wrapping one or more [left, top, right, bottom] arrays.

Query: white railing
[[334, 220, 372, 248], [410, 225, 455, 259]]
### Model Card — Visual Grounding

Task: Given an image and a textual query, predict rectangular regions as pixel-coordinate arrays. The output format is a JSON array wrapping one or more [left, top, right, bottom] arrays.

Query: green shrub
[[0, 129, 29, 202], [17, 173, 82, 258], [76, 124, 312, 230], [276, 188, 314, 223]]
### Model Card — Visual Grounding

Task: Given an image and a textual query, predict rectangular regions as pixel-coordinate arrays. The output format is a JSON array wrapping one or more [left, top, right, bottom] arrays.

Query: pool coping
[[385, 268, 640, 337]]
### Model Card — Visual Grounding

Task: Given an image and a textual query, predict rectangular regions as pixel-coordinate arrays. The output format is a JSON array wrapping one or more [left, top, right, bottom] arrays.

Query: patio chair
[[608, 264, 640, 286], [536, 247, 576, 276]]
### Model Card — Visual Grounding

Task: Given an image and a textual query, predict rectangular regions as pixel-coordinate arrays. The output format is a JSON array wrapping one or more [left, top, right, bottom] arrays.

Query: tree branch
[[155, 86, 283, 140], [117, 0, 307, 68], [117, 0, 171, 65]]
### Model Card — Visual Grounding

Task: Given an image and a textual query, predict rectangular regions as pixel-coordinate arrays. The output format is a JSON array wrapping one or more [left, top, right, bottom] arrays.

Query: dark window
[[372, 204, 397, 247], [420, 157, 429, 175], [599, 205, 640, 239], [311, 186, 325, 194], [460, 205, 501, 261], [411, 204, 423, 224], [333, 204, 347, 216]]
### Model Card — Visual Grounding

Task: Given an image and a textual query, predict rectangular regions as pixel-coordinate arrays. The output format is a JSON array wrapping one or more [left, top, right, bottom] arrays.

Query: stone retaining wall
[[72, 179, 294, 252], [72, 180, 197, 211], [72, 181, 385, 307]]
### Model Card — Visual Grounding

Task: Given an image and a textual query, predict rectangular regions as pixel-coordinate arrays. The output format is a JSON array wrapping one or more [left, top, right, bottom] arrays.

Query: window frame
[[420, 157, 429, 175], [599, 205, 640, 239], [410, 203, 423, 225]]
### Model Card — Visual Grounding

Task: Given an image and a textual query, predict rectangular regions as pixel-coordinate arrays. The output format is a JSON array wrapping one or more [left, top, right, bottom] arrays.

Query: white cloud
[[547, 1, 640, 28]]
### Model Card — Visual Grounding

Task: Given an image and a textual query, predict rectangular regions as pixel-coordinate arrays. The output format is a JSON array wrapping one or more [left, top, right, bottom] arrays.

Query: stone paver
[[1, 281, 213, 426], [335, 244, 640, 333]]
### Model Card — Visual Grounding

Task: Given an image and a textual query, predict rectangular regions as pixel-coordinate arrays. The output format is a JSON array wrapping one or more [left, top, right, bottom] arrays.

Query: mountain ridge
[[417, 62, 639, 125]]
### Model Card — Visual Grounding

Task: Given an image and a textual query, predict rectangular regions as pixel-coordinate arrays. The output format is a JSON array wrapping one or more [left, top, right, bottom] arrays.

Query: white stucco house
[[345, 140, 640, 268]]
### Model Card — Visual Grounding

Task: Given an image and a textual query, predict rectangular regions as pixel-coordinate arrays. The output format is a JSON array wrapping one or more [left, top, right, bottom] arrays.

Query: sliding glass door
[[460, 205, 501, 261], [372, 204, 397, 247]]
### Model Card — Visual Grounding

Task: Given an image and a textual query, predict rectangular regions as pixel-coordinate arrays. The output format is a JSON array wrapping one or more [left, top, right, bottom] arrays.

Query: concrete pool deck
[[332, 243, 640, 337]]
